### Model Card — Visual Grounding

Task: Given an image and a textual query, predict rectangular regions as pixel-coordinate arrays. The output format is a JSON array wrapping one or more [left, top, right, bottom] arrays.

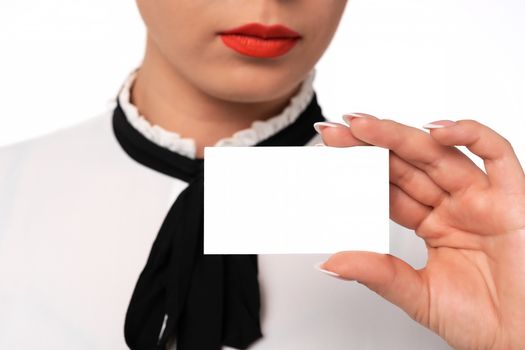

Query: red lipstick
[[219, 23, 302, 58]]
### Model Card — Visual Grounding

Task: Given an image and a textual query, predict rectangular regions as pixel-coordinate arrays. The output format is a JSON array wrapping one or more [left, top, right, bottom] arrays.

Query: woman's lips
[[218, 23, 301, 59]]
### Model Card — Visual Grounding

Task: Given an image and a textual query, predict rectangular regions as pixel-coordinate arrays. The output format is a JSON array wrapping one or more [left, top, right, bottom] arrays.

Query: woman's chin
[[202, 73, 304, 104]]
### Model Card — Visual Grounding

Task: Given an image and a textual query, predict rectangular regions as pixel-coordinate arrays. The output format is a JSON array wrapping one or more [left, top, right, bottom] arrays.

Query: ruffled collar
[[117, 68, 317, 159]]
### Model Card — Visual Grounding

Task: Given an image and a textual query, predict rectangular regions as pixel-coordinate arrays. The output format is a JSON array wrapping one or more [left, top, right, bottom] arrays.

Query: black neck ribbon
[[112, 93, 325, 350]]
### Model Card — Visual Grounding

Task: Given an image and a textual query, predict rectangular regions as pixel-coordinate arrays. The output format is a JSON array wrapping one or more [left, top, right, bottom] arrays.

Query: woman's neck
[[131, 36, 301, 158]]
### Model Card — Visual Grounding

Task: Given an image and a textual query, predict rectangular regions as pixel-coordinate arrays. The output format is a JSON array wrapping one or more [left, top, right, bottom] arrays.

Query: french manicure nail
[[314, 262, 341, 277], [313, 122, 343, 134], [342, 113, 368, 126], [423, 120, 457, 129]]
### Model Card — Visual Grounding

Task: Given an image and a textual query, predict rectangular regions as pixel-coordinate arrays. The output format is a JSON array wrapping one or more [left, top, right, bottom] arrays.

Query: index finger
[[425, 119, 525, 192], [343, 116, 489, 194]]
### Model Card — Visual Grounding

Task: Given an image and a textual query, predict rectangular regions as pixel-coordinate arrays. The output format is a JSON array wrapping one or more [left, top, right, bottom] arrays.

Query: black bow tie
[[112, 93, 325, 350]]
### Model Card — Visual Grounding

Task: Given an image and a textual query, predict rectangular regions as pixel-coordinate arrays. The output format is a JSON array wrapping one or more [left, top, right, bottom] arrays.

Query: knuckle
[[459, 118, 482, 129], [395, 166, 414, 187], [500, 136, 513, 149], [492, 133, 514, 155], [427, 155, 444, 173], [465, 118, 494, 132]]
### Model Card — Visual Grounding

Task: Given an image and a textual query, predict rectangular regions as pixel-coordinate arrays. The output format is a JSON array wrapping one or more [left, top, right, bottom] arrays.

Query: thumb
[[320, 251, 429, 326]]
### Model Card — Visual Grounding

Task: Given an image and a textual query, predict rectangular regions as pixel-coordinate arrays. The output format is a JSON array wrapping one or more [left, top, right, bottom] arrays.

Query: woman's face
[[135, 0, 348, 103]]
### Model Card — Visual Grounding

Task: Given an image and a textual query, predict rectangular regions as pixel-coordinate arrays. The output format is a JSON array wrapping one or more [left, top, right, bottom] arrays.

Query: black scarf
[[112, 92, 325, 350]]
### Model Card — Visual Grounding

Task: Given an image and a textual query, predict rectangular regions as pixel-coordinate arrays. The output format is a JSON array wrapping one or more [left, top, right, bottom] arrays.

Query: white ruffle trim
[[117, 68, 316, 159]]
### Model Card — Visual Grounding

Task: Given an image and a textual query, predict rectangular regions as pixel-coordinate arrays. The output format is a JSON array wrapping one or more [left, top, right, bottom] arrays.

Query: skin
[[133, 0, 348, 158], [133, 0, 525, 348], [317, 116, 525, 350]]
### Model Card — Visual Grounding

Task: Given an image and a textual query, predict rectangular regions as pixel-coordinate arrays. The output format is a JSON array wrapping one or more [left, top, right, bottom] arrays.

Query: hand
[[314, 115, 525, 350]]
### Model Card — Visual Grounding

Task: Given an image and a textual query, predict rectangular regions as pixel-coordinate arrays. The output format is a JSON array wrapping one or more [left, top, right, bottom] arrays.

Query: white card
[[204, 146, 389, 254]]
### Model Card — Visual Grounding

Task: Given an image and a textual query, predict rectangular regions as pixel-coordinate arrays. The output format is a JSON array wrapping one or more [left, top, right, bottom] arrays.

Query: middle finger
[[389, 151, 448, 208]]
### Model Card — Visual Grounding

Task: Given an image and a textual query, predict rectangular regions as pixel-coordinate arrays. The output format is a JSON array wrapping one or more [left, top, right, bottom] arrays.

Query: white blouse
[[0, 70, 450, 350]]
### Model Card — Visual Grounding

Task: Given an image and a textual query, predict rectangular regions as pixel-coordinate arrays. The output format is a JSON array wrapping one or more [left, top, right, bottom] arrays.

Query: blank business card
[[204, 146, 389, 254]]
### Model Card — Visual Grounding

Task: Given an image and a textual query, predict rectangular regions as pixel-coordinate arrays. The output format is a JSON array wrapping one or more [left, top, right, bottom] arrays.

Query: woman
[[0, 1, 523, 349]]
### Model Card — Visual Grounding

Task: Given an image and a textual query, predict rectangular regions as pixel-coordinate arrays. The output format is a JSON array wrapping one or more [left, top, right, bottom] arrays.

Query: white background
[[0, 0, 524, 171]]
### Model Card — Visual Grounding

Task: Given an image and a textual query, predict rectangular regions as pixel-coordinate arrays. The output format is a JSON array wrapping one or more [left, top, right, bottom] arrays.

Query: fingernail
[[314, 143, 325, 147], [313, 121, 343, 134], [422, 120, 457, 129], [314, 261, 341, 277], [342, 113, 371, 126]]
